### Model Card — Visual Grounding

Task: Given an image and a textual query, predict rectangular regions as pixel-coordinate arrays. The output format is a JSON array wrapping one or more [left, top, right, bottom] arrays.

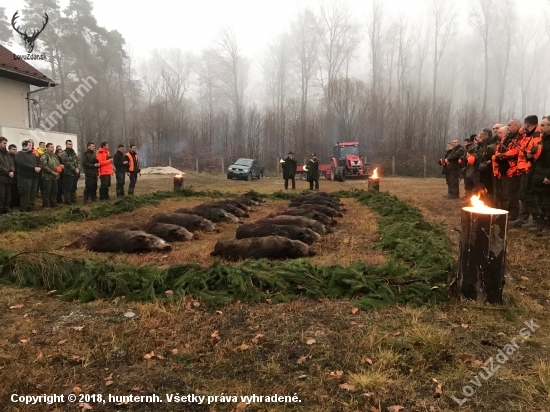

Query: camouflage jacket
[[40, 152, 61, 181], [0, 147, 15, 184], [60, 148, 80, 176]]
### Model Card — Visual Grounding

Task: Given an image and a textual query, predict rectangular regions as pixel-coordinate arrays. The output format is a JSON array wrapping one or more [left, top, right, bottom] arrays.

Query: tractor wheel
[[330, 167, 335, 181], [301, 172, 308, 181], [335, 166, 346, 182]]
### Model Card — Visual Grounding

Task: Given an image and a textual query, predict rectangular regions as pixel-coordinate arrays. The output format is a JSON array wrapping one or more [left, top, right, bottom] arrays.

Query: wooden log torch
[[173, 174, 184, 192], [367, 167, 379, 191], [452, 194, 509, 304]]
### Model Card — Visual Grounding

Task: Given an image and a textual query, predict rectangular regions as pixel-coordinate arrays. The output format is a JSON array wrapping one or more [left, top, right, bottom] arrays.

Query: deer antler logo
[[11, 11, 49, 54]]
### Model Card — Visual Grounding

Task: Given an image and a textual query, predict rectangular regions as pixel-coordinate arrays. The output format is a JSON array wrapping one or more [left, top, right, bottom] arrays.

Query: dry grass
[[1, 173, 550, 411]]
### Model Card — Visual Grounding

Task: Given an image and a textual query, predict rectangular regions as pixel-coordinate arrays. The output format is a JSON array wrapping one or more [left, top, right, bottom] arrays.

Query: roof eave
[[0, 67, 56, 87]]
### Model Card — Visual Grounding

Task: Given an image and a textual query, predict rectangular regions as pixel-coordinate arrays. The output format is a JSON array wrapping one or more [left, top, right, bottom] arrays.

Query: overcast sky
[[4, 0, 549, 92]]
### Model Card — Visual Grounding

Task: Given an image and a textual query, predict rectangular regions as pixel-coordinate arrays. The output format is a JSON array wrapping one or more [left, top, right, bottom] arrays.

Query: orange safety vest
[[467, 152, 476, 165], [517, 125, 542, 172], [126, 152, 138, 172], [496, 130, 524, 178], [32, 149, 39, 157]]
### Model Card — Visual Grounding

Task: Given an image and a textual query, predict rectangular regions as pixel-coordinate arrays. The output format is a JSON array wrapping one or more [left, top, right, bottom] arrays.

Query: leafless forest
[[1, 0, 550, 176]]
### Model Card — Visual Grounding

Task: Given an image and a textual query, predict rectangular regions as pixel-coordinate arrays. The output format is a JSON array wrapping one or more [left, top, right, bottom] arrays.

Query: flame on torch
[[175, 174, 183, 178], [371, 168, 379, 179]]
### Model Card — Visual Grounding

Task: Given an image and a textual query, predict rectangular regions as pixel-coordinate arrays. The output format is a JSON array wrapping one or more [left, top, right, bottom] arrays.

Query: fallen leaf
[[73, 386, 82, 394], [458, 352, 476, 363], [251, 333, 264, 344], [433, 381, 443, 398], [497, 332, 505, 336], [520, 276, 529, 281], [124, 312, 135, 318], [192, 301, 200, 308], [473, 359, 484, 368], [351, 307, 359, 314], [9, 304, 24, 309], [78, 403, 92, 410], [232, 401, 247, 412], [239, 343, 250, 351], [131, 386, 142, 391], [339, 383, 355, 391], [20, 339, 29, 344], [46, 290, 57, 295], [105, 373, 113, 380], [156, 354, 165, 360], [265, 298, 272, 304], [393, 332, 401, 336], [71, 355, 82, 362], [361, 356, 373, 365], [211, 330, 220, 340], [297, 355, 308, 365], [171, 348, 178, 355], [387, 406, 405, 412], [105, 380, 113, 386], [165, 290, 174, 297], [330, 370, 343, 378], [215, 310, 223, 315], [58, 339, 68, 345], [461, 323, 469, 329], [143, 351, 154, 360], [306, 339, 316, 345], [71, 326, 84, 331], [23, 313, 28, 318]]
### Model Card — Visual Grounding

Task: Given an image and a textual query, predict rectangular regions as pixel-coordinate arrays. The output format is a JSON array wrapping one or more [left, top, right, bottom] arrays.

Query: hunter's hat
[[288, 151, 293, 155], [311, 153, 316, 156]]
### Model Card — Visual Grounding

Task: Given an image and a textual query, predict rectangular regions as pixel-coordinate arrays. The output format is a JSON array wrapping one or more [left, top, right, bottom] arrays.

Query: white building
[[0, 44, 78, 152]]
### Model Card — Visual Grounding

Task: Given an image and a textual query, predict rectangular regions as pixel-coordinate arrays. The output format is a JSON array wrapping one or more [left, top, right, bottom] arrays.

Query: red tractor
[[329, 141, 371, 182]]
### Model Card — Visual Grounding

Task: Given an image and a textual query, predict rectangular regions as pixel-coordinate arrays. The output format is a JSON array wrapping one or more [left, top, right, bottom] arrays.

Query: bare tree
[[469, 0, 495, 122], [493, 0, 515, 122], [204, 27, 249, 157], [413, 22, 430, 98], [428, 0, 457, 107], [291, 9, 318, 142], [315, 1, 361, 109]]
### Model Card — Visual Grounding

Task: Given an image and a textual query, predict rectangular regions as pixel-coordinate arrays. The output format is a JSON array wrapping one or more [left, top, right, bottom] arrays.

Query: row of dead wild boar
[[210, 191, 345, 261], [63, 191, 345, 260], [63, 194, 265, 253]]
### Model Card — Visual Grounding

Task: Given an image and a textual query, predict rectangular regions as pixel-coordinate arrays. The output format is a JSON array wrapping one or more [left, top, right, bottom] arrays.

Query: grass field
[[1, 173, 549, 412]]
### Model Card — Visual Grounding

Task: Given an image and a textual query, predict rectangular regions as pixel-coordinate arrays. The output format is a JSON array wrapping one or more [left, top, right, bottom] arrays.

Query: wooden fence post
[[423, 155, 426, 178], [221, 158, 224, 174], [392, 156, 395, 176], [196, 158, 199, 173]]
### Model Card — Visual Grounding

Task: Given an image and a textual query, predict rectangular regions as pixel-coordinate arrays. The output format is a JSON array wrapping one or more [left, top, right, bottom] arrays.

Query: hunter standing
[[96, 142, 114, 200], [529, 115, 550, 236], [8, 144, 19, 209], [282, 151, 297, 190], [39, 143, 62, 208], [82, 142, 100, 202], [113, 144, 128, 197], [0, 137, 15, 214], [306, 153, 320, 191], [15, 140, 40, 212], [445, 139, 465, 199], [126, 144, 140, 195], [475, 128, 498, 206], [60, 140, 80, 204]]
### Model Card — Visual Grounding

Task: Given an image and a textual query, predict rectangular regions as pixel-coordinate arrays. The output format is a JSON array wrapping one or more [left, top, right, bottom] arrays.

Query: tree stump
[[368, 177, 379, 191], [454, 206, 508, 303]]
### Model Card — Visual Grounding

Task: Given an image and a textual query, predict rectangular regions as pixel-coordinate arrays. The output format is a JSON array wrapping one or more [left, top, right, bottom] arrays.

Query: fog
[[1, 0, 549, 175]]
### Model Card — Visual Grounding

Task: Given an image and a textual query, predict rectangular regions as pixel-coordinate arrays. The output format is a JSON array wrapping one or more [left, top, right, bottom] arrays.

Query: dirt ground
[[1, 173, 549, 412]]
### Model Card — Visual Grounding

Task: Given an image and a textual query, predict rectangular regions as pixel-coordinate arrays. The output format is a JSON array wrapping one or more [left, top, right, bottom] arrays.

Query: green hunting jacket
[[0, 147, 15, 184], [40, 151, 61, 181], [60, 148, 80, 177], [82, 150, 98, 178]]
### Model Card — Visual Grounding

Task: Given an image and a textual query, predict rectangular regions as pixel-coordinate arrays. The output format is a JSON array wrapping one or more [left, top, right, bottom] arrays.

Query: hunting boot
[[536, 217, 550, 237], [128, 187, 134, 195], [522, 213, 540, 229], [509, 216, 528, 228]]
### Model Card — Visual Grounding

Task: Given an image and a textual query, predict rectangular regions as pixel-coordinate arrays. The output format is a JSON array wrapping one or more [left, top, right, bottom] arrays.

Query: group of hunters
[[440, 115, 550, 237], [281, 152, 321, 191], [0, 138, 141, 214]]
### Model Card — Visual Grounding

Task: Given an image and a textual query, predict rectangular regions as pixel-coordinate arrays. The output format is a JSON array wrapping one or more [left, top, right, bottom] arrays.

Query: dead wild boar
[[266, 208, 337, 226], [210, 235, 315, 261], [62, 229, 171, 253], [199, 202, 250, 218], [174, 207, 239, 223], [255, 215, 330, 235], [289, 198, 346, 211], [113, 222, 195, 242], [151, 213, 220, 233], [289, 203, 343, 218], [235, 223, 321, 245]]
